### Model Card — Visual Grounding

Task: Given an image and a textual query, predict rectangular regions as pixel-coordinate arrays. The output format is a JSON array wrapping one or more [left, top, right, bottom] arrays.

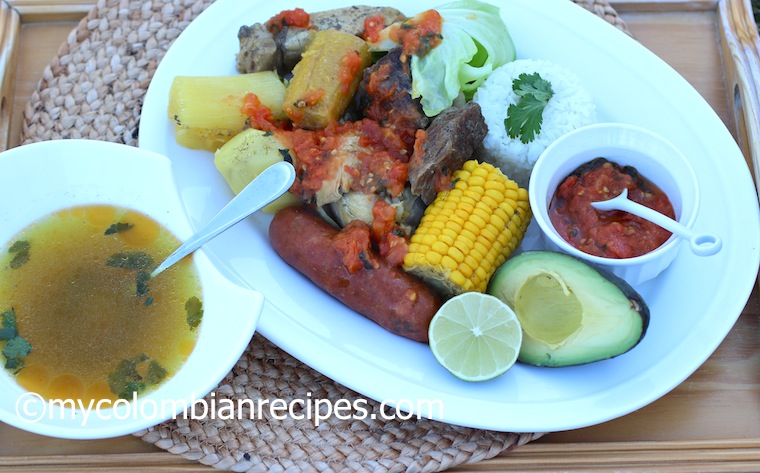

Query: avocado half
[[487, 251, 649, 367]]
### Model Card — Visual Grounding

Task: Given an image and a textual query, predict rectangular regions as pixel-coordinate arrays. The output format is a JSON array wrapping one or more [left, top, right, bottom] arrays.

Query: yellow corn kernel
[[403, 160, 532, 296]]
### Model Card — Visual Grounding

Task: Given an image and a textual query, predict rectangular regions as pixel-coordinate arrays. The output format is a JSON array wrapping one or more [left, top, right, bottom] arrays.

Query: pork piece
[[237, 6, 405, 75], [408, 102, 488, 205], [354, 48, 430, 154], [237, 23, 278, 73]]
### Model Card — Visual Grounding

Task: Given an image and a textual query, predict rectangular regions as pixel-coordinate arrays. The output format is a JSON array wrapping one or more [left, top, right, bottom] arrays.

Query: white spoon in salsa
[[591, 188, 722, 257]]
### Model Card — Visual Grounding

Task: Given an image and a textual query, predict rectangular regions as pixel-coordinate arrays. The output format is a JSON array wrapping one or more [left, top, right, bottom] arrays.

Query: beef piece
[[354, 48, 430, 155], [408, 102, 488, 204], [237, 6, 405, 75]]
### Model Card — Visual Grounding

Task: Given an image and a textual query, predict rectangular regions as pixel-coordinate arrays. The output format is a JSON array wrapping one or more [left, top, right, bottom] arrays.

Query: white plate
[[138, 0, 760, 432]]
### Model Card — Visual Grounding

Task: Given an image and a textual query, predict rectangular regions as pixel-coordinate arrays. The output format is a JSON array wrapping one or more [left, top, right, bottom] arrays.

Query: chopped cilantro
[[8, 240, 30, 269], [504, 72, 554, 144], [106, 251, 155, 271], [145, 360, 167, 385], [0, 308, 30, 373], [0, 308, 17, 340], [107, 353, 168, 399], [104, 222, 134, 235], [106, 252, 155, 303], [108, 354, 148, 399], [3, 337, 31, 364], [143, 296, 154, 307], [135, 270, 151, 298], [185, 296, 203, 330], [0, 327, 15, 341]]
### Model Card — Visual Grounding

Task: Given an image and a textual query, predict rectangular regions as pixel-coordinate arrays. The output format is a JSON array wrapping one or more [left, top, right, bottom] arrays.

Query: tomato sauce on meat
[[265, 8, 310, 35], [549, 158, 675, 259], [280, 118, 409, 204], [332, 220, 378, 273], [362, 15, 387, 43], [331, 201, 409, 273], [371, 199, 409, 266], [362, 59, 425, 153]]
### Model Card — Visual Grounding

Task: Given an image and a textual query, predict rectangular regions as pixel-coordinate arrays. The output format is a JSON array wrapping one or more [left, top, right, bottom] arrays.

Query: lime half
[[429, 292, 523, 382]]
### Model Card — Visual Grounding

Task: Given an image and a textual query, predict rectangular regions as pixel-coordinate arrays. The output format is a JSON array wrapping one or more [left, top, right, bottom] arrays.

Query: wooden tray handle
[[719, 0, 760, 194]]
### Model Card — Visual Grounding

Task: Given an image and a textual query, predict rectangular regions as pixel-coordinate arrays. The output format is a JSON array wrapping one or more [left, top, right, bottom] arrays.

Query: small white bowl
[[529, 123, 699, 286], [0, 139, 263, 439]]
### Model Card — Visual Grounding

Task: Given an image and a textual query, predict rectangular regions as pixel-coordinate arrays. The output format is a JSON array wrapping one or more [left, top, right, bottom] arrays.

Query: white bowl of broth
[[0, 140, 263, 439]]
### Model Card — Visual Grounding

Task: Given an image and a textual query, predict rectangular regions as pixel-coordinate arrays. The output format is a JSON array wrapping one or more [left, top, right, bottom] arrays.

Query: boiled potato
[[214, 129, 301, 213]]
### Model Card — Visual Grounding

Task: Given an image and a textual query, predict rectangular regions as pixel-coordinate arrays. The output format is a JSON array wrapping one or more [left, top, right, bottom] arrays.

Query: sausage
[[269, 206, 441, 342]]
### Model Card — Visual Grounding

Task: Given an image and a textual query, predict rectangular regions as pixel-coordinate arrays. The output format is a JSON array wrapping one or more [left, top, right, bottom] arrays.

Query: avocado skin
[[488, 251, 650, 367]]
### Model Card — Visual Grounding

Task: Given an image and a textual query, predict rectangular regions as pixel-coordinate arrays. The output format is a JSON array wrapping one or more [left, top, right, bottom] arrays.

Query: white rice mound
[[473, 59, 597, 187]]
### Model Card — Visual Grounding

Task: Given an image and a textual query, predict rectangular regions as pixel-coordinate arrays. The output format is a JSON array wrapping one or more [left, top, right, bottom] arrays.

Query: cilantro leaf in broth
[[3, 335, 31, 372], [104, 222, 134, 235], [185, 296, 203, 330], [135, 270, 151, 298], [3, 336, 31, 360], [0, 308, 18, 339], [108, 353, 169, 399], [108, 353, 147, 399], [106, 251, 155, 271], [0, 327, 15, 340], [504, 72, 555, 144], [0, 308, 31, 373], [146, 360, 167, 385]]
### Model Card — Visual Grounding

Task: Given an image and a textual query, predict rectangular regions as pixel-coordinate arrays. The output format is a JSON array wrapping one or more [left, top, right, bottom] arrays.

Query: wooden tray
[[1, 0, 759, 471]]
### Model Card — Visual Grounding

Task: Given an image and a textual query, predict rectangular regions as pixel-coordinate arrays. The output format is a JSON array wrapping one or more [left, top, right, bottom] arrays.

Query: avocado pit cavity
[[515, 270, 582, 348]]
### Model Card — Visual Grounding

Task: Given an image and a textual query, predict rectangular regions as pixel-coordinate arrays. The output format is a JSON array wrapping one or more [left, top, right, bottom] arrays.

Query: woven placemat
[[20, 1, 630, 471]]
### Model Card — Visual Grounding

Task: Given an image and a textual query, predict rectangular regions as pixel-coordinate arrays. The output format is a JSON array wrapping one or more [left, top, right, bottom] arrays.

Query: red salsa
[[279, 118, 409, 204], [338, 51, 365, 96], [362, 14, 387, 43], [549, 158, 675, 259], [265, 8, 310, 35], [241, 93, 288, 132], [387, 9, 443, 59]]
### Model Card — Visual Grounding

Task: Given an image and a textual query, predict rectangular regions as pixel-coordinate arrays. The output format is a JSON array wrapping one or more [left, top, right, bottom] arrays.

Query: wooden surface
[[1, 0, 760, 471]]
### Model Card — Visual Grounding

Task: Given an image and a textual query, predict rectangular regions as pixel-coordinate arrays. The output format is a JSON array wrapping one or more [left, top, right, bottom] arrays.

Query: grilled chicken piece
[[328, 188, 426, 233], [237, 6, 405, 75], [408, 102, 488, 205], [311, 134, 362, 206]]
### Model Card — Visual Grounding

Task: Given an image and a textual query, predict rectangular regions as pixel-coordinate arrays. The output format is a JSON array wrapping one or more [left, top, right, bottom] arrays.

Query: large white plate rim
[[138, 0, 760, 432]]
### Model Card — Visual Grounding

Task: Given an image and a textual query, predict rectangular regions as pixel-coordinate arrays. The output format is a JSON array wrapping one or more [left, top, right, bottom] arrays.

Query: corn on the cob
[[403, 160, 531, 296]]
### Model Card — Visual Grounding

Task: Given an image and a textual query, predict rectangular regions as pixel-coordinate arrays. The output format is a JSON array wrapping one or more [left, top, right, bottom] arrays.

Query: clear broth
[[0, 205, 202, 403]]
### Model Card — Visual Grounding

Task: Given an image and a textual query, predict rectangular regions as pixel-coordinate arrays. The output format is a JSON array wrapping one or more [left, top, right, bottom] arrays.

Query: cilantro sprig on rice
[[504, 73, 554, 144]]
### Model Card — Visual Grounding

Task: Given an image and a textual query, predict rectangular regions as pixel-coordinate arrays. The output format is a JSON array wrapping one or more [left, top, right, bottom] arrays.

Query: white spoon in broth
[[590, 188, 722, 257], [151, 161, 296, 278]]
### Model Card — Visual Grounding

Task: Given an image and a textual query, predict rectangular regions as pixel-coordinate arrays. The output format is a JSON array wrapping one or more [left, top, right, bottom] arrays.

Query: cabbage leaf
[[411, 0, 515, 116]]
